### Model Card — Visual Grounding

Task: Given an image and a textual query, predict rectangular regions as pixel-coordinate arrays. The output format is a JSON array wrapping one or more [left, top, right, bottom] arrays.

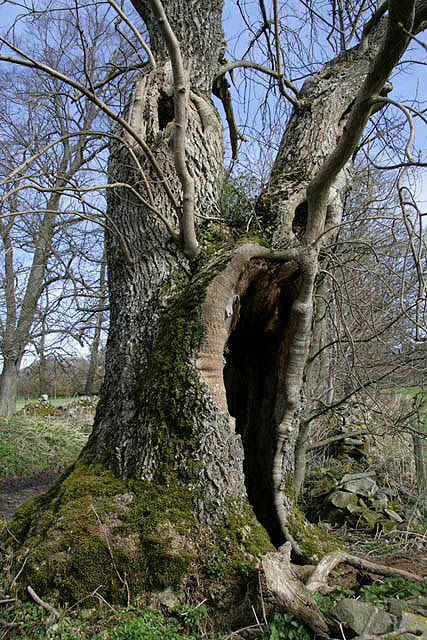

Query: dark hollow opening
[[292, 200, 308, 240], [223, 263, 299, 546], [158, 90, 174, 130]]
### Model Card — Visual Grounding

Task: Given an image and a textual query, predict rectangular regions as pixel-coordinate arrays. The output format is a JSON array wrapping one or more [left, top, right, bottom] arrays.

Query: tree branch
[[305, 0, 417, 246], [147, 0, 198, 258]]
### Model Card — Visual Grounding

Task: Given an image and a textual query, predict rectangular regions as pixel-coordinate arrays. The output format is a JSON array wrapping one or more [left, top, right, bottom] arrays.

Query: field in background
[[0, 397, 95, 478]]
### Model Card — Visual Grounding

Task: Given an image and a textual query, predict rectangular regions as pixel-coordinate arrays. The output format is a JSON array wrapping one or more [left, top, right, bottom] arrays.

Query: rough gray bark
[[5, 0, 427, 616], [85, 0, 249, 516], [84, 256, 107, 396]]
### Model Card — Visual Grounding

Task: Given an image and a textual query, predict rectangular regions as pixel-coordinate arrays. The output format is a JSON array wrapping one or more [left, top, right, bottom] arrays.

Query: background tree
[[0, 5, 132, 414], [1, 0, 426, 632]]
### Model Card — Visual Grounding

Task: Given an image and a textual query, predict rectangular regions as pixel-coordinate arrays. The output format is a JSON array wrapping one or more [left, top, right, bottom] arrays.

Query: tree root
[[261, 543, 423, 638], [306, 550, 423, 593], [262, 542, 331, 638]]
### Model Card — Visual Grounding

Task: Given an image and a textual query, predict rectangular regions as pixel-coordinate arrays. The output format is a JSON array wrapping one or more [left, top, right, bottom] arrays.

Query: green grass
[[0, 412, 90, 478]]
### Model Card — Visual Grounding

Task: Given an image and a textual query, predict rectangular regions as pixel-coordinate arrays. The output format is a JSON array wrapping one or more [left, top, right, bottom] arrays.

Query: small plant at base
[[312, 584, 355, 618], [205, 546, 227, 577], [361, 577, 427, 604], [175, 603, 208, 635], [91, 610, 205, 640], [260, 611, 311, 640]]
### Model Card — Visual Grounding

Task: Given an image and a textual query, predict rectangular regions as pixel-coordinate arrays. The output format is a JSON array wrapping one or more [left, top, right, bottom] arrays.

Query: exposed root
[[306, 550, 423, 593], [262, 542, 330, 638], [262, 543, 424, 638]]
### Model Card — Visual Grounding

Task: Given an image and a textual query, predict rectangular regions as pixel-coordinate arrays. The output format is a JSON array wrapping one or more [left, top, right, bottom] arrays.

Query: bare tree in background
[[0, 5, 135, 414]]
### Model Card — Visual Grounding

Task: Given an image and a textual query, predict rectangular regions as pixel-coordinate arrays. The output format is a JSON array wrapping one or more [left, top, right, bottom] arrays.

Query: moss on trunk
[[5, 459, 273, 614], [285, 473, 340, 562]]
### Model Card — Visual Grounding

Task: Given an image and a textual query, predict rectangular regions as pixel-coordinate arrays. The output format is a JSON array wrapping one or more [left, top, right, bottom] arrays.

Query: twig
[[148, 0, 198, 257], [90, 505, 130, 607], [27, 585, 60, 619], [106, 0, 156, 69], [251, 604, 260, 625], [0, 619, 21, 629], [9, 556, 28, 591], [258, 570, 268, 627], [3, 523, 20, 545], [94, 591, 120, 615], [224, 622, 264, 639], [68, 585, 104, 610]]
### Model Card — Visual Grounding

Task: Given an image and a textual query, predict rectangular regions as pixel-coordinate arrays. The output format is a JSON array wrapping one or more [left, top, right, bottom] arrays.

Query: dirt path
[[0, 470, 63, 521]]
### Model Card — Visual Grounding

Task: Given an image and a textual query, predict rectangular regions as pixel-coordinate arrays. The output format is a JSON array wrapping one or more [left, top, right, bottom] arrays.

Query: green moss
[[6, 462, 199, 604], [138, 248, 233, 483], [216, 502, 275, 558], [236, 231, 269, 247], [5, 460, 273, 610], [288, 507, 339, 563], [282, 473, 339, 562]]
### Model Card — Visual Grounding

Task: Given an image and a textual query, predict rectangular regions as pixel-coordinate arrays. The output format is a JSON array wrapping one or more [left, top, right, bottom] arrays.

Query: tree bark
[[6, 0, 427, 624], [84, 257, 107, 396], [0, 356, 20, 416]]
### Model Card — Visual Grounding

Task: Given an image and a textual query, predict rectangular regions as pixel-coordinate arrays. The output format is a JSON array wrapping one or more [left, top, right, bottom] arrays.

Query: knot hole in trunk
[[223, 263, 299, 545], [158, 90, 174, 130]]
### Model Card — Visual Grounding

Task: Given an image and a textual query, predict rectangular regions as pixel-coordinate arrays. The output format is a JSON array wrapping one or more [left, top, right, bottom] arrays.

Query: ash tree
[[1, 0, 427, 631]]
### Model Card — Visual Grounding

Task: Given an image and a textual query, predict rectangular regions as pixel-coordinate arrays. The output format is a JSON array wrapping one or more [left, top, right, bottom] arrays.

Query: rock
[[371, 495, 389, 509], [340, 477, 378, 497], [331, 599, 393, 635], [150, 588, 181, 610], [396, 612, 427, 639], [344, 438, 364, 446], [384, 507, 403, 522], [379, 487, 396, 496], [388, 597, 427, 618], [329, 491, 359, 510], [340, 472, 377, 482]]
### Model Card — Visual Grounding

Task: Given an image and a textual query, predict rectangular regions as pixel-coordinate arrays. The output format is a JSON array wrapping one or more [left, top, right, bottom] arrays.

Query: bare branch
[[0, 39, 181, 217], [147, 0, 198, 257], [106, 0, 156, 69]]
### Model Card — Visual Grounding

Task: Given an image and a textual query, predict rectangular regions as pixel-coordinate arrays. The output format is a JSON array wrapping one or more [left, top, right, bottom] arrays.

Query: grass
[[0, 405, 92, 479]]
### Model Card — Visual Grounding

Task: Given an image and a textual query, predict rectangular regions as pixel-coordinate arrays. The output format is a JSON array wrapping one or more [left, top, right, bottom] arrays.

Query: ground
[[0, 400, 425, 639], [0, 470, 63, 522]]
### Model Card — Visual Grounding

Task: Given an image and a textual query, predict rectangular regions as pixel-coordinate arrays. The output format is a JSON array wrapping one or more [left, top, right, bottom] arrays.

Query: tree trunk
[[0, 355, 20, 416], [84, 257, 106, 396], [412, 433, 426, 493], [38, 320, 48, 398], [6, 0, 427, 624], [84, 321, 102, 396], [5, 1, 276, 618]]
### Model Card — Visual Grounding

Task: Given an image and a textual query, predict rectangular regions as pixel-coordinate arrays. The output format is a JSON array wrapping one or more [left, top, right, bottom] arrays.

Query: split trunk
[[5, 0, 417, 617]]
